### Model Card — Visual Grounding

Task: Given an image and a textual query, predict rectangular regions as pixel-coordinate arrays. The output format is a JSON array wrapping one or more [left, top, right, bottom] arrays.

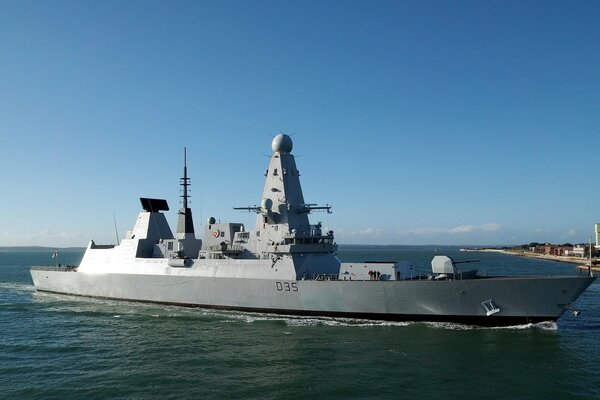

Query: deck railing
[[31, 265, 78, 272]]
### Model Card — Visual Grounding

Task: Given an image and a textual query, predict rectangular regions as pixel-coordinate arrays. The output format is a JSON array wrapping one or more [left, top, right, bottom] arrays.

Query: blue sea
[[1, 246, 599, 399]]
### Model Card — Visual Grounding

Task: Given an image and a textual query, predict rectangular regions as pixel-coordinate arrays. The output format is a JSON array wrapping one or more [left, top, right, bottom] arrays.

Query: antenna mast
[[590, 235, 594, 278], [113, 213, 120, 244], [181, 147, 190, 209], [176, 147, 195, 236]]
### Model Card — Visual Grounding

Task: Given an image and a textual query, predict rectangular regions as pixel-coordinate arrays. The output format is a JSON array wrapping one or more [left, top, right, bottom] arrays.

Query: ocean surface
[[1, 246, 599, 400]]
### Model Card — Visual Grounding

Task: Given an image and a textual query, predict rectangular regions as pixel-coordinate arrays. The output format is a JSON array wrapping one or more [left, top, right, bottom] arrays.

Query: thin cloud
[[335, 227, 384, 237], [449, 225, 475, 234], [403, 223, 500, 236], [481, 223, 500, 232]]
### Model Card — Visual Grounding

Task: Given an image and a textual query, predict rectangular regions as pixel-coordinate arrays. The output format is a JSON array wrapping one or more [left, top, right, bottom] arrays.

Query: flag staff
[[52, 249, 59, 268]]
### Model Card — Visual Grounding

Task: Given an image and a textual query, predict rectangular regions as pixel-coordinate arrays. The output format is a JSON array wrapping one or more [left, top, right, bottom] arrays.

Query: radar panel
[[140, 198, 169, 212]]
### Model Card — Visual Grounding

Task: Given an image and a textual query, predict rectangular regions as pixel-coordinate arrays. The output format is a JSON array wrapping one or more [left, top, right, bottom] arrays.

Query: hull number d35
[[276, 281, 298, 292]]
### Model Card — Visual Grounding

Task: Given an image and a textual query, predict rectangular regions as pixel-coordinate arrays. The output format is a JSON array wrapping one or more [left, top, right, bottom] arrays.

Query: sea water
[[1, 246, 599, 399]]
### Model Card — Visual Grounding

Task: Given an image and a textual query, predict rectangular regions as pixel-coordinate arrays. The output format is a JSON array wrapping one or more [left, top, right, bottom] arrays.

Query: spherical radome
[[271, 134, 293, 154], [207, 217, 216, 224]]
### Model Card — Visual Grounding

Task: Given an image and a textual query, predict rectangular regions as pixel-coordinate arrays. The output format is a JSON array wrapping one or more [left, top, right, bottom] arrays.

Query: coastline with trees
[[461, 242, 598, 271]]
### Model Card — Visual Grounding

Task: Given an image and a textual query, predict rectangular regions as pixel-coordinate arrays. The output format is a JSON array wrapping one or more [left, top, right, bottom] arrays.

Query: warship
[[31, 134, 595, 326]]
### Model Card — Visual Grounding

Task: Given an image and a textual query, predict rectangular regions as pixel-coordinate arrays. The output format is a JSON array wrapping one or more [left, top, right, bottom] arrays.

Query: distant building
[[529, 245, 552, 254], [596, 223, 600, 248], [553, 246, 573, 256], [573, 245, 586, 258]]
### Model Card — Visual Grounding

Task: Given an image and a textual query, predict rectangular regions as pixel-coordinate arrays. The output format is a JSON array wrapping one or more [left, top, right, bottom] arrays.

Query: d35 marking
[[275, 281, 299, 292]]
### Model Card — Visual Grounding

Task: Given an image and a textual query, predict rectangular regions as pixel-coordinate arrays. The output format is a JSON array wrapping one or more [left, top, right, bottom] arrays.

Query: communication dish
[[261, 198, 273, 211]]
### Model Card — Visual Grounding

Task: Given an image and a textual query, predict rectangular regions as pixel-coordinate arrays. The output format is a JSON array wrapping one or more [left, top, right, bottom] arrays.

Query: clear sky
[[1, 0, 599, 247]]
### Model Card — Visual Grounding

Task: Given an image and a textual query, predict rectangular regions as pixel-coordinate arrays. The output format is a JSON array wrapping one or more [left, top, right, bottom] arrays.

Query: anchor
[[567, 304, 581, 317]]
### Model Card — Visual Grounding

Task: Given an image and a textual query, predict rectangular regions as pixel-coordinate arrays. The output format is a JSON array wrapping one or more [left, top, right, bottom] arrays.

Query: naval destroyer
[[31, 134, 595, 326]]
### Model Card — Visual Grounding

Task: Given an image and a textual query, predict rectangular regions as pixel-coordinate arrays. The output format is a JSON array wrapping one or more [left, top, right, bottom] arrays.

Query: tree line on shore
[[511, 242, 597, 257]]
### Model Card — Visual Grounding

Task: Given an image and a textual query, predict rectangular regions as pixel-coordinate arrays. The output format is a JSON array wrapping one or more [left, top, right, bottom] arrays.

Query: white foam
[[0, 281, 36, 293], [196, 309, 414, 327], [424, 320, 558, 331]]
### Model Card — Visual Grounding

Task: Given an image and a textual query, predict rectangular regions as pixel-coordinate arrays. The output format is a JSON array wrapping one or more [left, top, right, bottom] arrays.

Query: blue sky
[[1, 0, 598, 247]]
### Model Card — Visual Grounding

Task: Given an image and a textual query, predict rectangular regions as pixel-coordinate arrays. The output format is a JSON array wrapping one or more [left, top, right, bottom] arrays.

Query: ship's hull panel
[[30, 270, 594, 326]]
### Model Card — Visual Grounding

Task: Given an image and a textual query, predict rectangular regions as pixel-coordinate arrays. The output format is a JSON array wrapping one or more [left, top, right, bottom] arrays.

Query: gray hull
[[30, 270, 594, 326]]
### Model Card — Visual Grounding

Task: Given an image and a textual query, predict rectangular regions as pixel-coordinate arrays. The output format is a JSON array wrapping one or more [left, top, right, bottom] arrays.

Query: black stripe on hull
[[35, 289, 557, 327]]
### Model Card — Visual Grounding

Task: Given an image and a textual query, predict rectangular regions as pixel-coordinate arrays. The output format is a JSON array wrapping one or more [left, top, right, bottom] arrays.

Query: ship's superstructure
[[30, 134, 595, 326]]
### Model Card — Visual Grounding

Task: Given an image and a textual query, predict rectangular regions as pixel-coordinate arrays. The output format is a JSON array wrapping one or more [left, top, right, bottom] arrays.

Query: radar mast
[[176, 147, 195, 235]]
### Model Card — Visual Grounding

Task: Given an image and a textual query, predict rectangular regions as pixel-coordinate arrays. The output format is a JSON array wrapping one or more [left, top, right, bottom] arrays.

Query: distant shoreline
[[462, 247, 598, 269]]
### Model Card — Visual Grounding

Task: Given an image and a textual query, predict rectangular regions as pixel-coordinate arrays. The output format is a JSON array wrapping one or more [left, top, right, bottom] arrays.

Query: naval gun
[[431, 255, 480, 280]]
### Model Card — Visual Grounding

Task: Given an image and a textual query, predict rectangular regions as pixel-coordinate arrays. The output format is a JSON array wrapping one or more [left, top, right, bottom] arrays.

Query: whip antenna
[[113, 213, 120, 244]]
